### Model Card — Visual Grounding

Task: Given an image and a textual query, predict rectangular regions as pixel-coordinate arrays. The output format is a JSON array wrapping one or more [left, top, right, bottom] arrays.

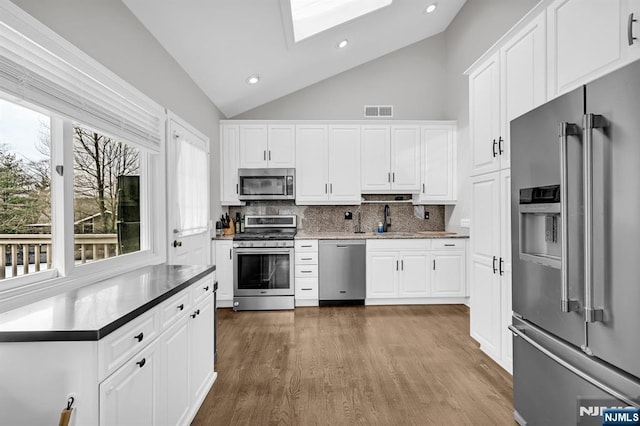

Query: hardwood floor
[[193, 305, 514, 425]]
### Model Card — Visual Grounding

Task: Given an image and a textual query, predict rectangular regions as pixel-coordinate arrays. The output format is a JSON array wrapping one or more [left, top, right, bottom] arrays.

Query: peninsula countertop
[[0, 264, 216, 342]]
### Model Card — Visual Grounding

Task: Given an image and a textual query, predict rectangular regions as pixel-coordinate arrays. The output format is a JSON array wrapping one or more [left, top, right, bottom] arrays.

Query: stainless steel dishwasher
[[318, 240, 366, 306]]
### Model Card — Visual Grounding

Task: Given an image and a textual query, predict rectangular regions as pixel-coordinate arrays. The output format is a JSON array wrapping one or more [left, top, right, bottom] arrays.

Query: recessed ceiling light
[[337, 39, 349, 49], [425, 4, 437, 13], [246, 75, 260, 85]]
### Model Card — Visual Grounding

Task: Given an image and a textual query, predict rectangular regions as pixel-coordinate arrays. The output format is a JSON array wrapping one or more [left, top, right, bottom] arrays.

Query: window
[[0, 2, 166, 296], [0, 98, 52, 280]]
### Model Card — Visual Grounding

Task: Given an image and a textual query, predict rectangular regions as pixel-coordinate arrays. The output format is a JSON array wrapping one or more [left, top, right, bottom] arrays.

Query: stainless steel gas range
[[232, 215, 296, 311]]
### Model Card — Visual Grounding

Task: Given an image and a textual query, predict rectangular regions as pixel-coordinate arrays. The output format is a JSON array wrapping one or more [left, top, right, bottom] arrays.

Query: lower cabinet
[[366, 239, 467, 304], [162, 317, 191, 426], [214, 239, 234, 307], [294, 239, 319, 306], [100, 338, 161, 426]]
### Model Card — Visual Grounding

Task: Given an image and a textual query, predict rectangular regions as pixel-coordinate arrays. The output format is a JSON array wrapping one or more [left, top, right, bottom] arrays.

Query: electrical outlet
[[344, 211, 353, 220], [424, 211, 430, 220]]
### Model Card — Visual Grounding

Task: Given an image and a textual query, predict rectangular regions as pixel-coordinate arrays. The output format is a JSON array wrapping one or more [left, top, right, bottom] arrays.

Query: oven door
[[233, 247, 294, 296]]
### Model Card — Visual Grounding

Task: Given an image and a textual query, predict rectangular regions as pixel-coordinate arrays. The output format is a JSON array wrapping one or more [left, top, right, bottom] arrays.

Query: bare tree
[[73, 127, 139, 233]]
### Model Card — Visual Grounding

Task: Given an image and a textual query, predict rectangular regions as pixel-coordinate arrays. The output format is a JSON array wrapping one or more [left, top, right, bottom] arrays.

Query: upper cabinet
[[413, 123, 457, 204], [361, 124, 421, 193], [219, 124, 243, 206], [470, 13, 546, 176], [239, 124, 295, 168], [295, 124, 361, 205], [547, 0, 636, 98]]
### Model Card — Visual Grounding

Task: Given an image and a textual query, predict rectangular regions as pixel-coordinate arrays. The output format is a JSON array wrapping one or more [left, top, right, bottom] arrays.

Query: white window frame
[[0, 1, 167, 309]]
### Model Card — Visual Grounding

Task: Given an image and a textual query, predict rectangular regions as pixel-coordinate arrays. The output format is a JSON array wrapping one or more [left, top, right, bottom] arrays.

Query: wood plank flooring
[[193, 305, 514, 425]]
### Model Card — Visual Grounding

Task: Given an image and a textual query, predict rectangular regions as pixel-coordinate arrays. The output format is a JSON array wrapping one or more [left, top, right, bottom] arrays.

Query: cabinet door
[[500, 13, 547, 170], [469, 52, 501, 176], [214, 240, 234, 302], [398, 251, 430, 297], [239, 124, 268, 168], [626, 0, 640, 63], [366, 251, 398, 298], [161, 317, 190, 426], [328, 125, 361, 204], [469, 172, 502, 360], [100, 339, 160, 426], [361, 125, 391, 191], [499, 169, 513, 373], [547, 0, 623, 97], [267, 124, 295, 168], [431, 251, 466, 298], [420, 125, 455, 203], [189, 295, 215, 405], [220, 125, 242, 205], [390, 125, 421, 191], [295, 125, 329, 204]]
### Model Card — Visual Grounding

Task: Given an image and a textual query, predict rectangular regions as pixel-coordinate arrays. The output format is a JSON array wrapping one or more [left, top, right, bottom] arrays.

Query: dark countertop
[[0, 264, 215, 342]]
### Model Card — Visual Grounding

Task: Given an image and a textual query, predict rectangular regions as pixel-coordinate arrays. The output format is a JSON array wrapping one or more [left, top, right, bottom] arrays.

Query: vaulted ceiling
[[123, 0, 466, 117]]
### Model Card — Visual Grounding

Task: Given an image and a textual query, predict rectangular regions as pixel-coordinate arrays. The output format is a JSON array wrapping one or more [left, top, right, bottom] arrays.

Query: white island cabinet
[[0, 265, 216, 426]]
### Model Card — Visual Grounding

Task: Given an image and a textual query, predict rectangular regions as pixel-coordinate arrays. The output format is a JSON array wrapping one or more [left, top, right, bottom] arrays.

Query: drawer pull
[[177, 304, 184, 311], [136, 358, 146, 368], [134, 332, 144, 342], [301, 257, 313, 260], [301, 270, 313, 273], [204, 286, 210, 292], [301, 245, 312, 248], [444, 244, 455, 247], [301, 288, 313, 291], [191, 309, 200, 319]]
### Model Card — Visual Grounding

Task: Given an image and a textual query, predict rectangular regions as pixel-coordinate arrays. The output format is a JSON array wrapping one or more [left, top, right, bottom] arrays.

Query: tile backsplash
[[227, 195, 444, 233]]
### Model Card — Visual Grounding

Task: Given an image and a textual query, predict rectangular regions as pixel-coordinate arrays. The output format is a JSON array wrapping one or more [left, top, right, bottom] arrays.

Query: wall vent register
[[364, 105, 394, 118]]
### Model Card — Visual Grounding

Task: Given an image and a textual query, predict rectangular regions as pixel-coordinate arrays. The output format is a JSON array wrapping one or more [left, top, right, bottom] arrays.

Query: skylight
[[290, 0, 393, 42]]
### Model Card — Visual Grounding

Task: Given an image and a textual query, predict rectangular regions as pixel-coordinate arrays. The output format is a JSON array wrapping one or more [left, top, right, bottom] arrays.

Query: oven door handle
[[234, 249, 293, 255]]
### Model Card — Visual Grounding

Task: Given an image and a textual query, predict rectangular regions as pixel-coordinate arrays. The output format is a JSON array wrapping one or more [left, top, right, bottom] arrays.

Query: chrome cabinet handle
[[629, 13, 637, 46], [422, 183, 425, 193], [229, 248, 232, 260], [392, 172, 395, 182], [388, 172, 391, 183], [396, 260, 399, 271], [559, 122, 581, 313], [325, 183, 328, 194], [498, 136, 504, 155], [492, 256, 497, 274], [492, 139, 497, 158], [236, 183, 239, 194], [268, 150, 271, 161], [330, 183, 333, 193], [499, 257, 504, 276], [263, 150, 266, 160], [432, 259, 435, 270], [583, 114, 606, 323], [401, 259, 404, 270]]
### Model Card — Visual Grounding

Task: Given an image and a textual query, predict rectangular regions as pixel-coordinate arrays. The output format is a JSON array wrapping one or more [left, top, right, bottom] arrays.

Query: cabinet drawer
[[191, 276, 213, 306], [295, 240, 318, 252], [295, 251, 318, 265], [159, 289, 191, 331], [295, 264, 318, 277], [366, 239, 430, 251], [98, 308, 160, 381], [431, 239, 465, 250], [295, 277, 318, 299]]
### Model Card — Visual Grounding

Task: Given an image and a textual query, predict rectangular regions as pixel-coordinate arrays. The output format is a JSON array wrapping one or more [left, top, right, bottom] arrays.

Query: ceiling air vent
[[364, 105, 393, 118]]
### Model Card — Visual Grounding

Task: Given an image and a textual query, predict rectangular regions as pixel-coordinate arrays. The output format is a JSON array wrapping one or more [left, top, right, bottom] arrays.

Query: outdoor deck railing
[[0, 234, 119, 280]]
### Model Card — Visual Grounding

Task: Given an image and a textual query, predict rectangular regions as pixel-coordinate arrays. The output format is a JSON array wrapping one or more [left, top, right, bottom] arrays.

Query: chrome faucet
[[383, 204, 391, 232]]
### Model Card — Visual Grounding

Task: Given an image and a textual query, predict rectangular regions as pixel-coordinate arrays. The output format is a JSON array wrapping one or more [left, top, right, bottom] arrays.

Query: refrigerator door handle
[[583, 114, 607, 323], [508, 324, 639, 408], [559, 122, 581, 313]]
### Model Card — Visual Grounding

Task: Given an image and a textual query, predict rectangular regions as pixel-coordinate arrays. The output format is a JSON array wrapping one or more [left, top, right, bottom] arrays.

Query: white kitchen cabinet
[[220, 124, 243, 205], [161, 317, 190, 426], [295, 124, 361, 205], [469, 170, 512, 373], [214, 239, 234, 307], [100, 338, 161, 426], [361, 125, 420, 192], [189, 293, 215, 407], [239, 124, 295, 168], [413, 123, 457, 204], [431, 239, 467, 298], [366, 240, 431, 301], [294, 240, 319, 306], [469, 13, 546, 177], [547, 0, 623, 98]]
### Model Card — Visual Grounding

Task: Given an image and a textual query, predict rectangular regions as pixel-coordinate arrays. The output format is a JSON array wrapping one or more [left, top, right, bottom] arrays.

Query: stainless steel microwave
[[238, 168, 295, 201]]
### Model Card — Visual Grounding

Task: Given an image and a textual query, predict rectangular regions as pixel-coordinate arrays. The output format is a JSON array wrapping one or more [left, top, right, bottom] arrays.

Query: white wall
[[9, 0, 226, 223], [235, 0, 539, 232]]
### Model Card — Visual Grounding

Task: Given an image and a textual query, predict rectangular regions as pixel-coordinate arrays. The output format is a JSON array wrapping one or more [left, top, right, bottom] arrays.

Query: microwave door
[[240, 176, 285, 196]]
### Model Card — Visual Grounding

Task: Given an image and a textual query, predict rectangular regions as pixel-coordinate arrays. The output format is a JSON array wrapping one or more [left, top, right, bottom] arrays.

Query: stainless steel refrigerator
[[510, 59, 640, 425]]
